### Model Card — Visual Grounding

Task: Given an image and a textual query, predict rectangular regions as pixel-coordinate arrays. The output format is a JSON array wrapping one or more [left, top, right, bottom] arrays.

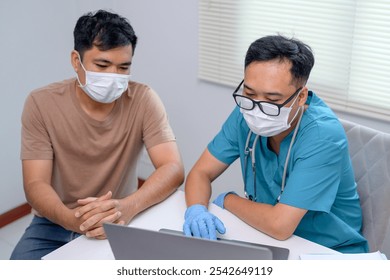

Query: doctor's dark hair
[[245, 35, 315, 86], [73, 9, 138, 59]]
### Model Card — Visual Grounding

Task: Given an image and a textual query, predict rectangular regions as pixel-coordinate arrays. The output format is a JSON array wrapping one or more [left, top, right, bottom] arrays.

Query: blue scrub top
[[208, 91, 369, 253]]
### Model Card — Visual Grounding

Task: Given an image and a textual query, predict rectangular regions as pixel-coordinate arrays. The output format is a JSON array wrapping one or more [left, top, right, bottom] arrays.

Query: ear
[[297, 86, 308, 106], [70, 50, 80, 72]]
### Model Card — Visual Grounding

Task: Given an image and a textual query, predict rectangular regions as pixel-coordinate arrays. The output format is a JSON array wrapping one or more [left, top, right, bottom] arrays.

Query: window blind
[[199, 0, 390, 121]]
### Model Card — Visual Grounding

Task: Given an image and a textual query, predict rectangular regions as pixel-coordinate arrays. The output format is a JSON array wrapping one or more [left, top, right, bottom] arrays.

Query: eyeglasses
[[232, 80, 303, 116]]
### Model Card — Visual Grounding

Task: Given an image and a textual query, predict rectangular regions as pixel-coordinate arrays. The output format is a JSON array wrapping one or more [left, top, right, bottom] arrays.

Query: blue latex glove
[[213, 191, 238, 209], [183, 204, 226, 240]]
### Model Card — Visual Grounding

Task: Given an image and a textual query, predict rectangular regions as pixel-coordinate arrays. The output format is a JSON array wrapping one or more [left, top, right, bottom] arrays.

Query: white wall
[[0, 0, 121, 213], [1, 0, 388, 214], [0, 0, 73, 213]]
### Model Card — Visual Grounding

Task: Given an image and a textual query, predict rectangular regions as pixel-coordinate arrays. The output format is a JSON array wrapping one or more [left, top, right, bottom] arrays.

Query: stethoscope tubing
[[243, 106, 304, 203]]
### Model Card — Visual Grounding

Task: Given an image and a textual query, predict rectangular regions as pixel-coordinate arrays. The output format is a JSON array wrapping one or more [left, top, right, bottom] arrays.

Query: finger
[[76, 198, 119, 218], [77, 191, 112, 205], [91, 219, 125, 239], [80, 209, 120, 231], [183, 223, 192, 236], [190, 220, 201, 238], [77, 196, 98, 205], [204, 217, 217, 240], [94, 234, 107, 240], [99, 211, 122, 225], [213, 217, 226, 235], [96, 191, 113, 201], [85, 226, 107, 239], [96, 219, 125, 239], [85, 200, 119, 218], [197, 219, 211, 239]]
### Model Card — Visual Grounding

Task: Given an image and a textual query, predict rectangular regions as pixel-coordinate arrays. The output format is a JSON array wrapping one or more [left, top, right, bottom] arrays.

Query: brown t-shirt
[[21, 78, 175, 212]]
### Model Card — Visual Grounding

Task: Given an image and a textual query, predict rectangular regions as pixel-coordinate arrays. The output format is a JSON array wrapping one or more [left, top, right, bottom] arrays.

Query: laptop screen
[[104, 223, 289, 260]]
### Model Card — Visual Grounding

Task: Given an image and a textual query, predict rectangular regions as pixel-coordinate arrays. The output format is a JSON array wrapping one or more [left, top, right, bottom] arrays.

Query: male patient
[[11, 9, 184, 260], [183, 35, 368, 253]]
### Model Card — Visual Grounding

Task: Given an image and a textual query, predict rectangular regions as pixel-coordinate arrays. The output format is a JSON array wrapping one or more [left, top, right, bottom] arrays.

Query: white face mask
[[76, 54, 130, 103], [241, 95, 301, 137]]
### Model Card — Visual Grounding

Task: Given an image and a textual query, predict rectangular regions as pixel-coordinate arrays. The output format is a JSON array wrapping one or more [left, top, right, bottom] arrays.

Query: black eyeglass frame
[[232, 79, 303, 116]]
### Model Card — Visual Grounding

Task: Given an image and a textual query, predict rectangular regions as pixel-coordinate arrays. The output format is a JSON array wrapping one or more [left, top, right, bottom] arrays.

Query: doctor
[[183, 35, 368, 253]]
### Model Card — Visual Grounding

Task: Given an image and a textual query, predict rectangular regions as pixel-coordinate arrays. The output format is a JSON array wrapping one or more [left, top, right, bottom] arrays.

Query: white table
[[43, 190, 338, 260]]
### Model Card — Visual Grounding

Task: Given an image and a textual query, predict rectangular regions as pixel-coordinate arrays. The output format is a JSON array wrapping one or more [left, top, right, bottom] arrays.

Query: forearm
[[123, 161, 184, 218], [224, 194, 295, 240], [184, 149, 229, 207], [24, 181, 74, 230], [184, 170, 212, 207]]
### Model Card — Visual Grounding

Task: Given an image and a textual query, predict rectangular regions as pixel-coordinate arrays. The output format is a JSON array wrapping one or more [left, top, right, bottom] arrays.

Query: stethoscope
[[244, 106, 304, 203]]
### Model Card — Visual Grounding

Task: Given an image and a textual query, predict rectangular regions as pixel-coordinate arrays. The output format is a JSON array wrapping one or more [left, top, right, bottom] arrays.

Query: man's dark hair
[[74, 9, 138, 59], [245, 35, 315, 86]]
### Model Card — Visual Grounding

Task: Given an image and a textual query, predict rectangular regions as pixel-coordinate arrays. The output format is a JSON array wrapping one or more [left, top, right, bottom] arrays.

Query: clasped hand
[[74, 191, 125, 239]]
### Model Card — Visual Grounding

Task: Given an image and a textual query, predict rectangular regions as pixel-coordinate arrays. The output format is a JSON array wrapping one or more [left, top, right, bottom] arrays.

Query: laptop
[[103, 223, 289, 260]]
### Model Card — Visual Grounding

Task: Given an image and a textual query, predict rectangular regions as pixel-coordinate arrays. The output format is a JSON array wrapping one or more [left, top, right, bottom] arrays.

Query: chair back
[[340, 119, 390, 257]]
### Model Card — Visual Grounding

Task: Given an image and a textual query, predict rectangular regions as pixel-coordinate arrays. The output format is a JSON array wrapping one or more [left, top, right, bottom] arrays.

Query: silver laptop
[[104, 223, 289, 260]]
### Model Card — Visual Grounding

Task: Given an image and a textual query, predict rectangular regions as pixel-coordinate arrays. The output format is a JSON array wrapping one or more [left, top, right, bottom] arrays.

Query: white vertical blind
[[199, 1, 243, 86], [199, 0, 390, 121]]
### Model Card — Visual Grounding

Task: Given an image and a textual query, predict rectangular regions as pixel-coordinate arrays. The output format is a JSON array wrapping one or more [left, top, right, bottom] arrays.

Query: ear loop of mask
[[75, 52, 87, 87], [286, 90, 302, 126]]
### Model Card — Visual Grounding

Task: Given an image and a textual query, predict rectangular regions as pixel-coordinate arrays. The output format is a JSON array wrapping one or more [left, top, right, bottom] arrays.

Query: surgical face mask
[[241, 95, 301, 137], [76, 54, 131, 103]]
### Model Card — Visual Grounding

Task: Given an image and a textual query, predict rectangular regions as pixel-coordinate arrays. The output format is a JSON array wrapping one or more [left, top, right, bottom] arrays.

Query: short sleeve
[[141, 88, 175, 149], [20, 94, 53, 160], [207, 107, 241, 165], [279, 137, 344, 213]]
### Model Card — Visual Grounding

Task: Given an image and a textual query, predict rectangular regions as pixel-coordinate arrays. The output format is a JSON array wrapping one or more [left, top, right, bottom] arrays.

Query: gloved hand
[[183, 204, 226, 240], [213, 191, 238, 209]]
